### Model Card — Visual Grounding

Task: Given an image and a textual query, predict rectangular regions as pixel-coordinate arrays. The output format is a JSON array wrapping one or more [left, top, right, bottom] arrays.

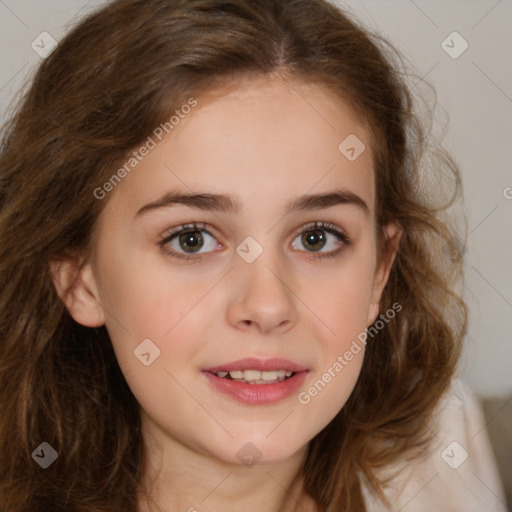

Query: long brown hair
[[0, 0, 467, 510]]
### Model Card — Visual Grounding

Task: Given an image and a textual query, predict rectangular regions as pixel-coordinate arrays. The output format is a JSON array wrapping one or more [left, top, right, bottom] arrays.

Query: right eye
[[158, 222, 222, 262]]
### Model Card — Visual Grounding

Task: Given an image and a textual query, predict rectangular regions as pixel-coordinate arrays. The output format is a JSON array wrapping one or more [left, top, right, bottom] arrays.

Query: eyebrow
[[134, 188, 370, 219]]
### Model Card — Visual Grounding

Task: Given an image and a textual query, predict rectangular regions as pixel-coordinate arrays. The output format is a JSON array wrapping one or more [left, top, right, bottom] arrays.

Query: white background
[[0, 0, 511, 398]]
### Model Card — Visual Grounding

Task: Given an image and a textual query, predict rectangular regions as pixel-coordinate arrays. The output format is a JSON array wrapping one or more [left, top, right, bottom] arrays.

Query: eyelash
[[158, 221, 351, 262]]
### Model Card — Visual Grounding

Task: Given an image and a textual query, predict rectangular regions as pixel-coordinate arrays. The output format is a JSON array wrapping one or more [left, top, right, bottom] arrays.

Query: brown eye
[[291, 222, 351, 260], [177, 230, 205, 253], [301, 229, 327, 252], [159, 222, 221, 261]]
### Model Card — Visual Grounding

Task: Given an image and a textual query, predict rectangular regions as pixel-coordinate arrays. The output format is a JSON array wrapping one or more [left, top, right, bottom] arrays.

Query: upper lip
[[203, 357, 309, 373]]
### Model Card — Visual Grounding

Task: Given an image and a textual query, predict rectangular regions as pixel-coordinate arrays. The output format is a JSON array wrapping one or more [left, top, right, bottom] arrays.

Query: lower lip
[[203, 370, 309, 405]]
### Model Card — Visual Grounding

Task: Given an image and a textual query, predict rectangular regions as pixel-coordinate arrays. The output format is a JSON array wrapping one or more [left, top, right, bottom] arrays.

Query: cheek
[[98, 250, 189, 332], [99, 259, 216, 384], [101, 278, 209, 421], [298, 251, 374, 415], [314, 254, 376, 338]]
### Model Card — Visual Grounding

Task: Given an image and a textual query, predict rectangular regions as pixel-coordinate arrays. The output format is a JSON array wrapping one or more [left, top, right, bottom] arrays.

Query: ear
[[367, 222, 403, 326], [49, 255, 105, 327]]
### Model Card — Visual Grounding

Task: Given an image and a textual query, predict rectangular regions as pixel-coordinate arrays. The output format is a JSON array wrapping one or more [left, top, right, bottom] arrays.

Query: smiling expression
[[55, 75, 400, 466]]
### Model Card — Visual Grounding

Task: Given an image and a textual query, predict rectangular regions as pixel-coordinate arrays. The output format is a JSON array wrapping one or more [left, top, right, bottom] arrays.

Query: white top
[[361, 378, 508, 511]]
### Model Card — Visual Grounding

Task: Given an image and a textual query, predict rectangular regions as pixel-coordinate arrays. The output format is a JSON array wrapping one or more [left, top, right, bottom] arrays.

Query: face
[[52, 76, 400, 468]]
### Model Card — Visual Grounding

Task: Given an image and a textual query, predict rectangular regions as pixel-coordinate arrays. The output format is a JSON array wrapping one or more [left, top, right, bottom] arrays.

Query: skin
[[51, 75, 402, 512]]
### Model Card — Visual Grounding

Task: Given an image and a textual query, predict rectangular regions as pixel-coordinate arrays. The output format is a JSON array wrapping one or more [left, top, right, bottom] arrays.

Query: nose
[[226, 250, 298, 335]]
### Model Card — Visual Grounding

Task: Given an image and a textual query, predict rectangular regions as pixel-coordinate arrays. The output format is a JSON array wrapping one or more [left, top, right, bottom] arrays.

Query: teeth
[[214, 369, 295, 383], [244, 369, 262, 380]]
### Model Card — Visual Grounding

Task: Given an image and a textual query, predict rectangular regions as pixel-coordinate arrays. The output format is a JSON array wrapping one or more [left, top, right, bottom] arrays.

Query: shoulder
[[361, 378, 508, 512]]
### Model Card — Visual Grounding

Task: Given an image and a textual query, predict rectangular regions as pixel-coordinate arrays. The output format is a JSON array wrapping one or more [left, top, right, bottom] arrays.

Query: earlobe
[[367, 223, 403, 326], [49, 257, 105, 327]]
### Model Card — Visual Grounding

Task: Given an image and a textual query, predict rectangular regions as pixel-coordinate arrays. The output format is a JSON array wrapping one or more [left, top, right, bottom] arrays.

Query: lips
[[203, 357, 308, 373], [202, 357, 309, 405], [203, 370, 308, 404]]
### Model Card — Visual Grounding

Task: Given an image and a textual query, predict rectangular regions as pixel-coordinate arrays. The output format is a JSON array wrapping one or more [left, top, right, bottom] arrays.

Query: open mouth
[[210, 369, 296, 385], [203, 365, 309, 404]]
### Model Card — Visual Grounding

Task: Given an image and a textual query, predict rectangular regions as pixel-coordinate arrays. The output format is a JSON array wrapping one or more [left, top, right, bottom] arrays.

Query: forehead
[[98, 75, 375, 223]]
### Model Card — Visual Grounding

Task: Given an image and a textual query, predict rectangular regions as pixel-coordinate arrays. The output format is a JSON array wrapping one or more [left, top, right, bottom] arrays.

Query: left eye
[[158, 221, 350, 261], [290, 222, 349, 256]]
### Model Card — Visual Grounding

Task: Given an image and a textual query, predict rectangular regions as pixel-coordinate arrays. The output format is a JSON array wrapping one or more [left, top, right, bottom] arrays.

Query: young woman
[[0, 0, 506, 510]]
